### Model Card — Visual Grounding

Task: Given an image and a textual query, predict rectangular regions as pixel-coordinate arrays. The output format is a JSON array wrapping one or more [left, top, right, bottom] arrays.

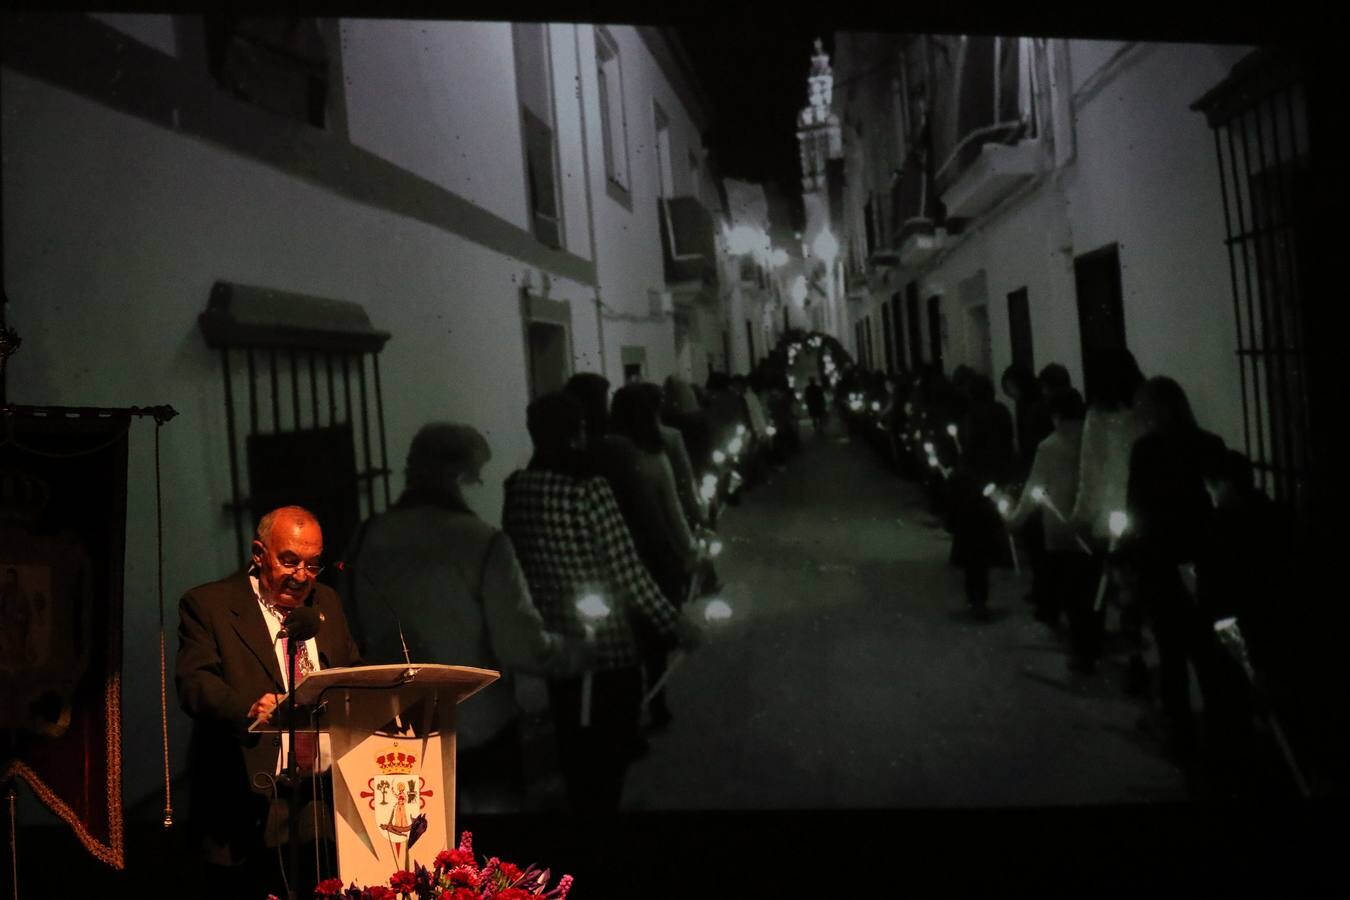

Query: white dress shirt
[[250, 576, 333, 773]]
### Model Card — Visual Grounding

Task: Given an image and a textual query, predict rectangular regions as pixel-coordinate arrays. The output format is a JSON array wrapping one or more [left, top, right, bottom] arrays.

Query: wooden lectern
[[259, 663, 499, 886]]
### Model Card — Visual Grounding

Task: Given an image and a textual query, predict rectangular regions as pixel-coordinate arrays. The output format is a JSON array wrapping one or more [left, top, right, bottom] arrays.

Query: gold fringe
[[1, 669, 125, 870]]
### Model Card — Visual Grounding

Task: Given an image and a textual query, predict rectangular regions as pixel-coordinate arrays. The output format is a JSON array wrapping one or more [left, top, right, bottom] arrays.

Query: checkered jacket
[[502, 469, 679, 670]]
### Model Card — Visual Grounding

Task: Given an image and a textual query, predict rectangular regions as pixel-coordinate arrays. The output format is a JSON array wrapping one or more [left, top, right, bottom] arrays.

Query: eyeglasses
[[259, 543, 324, 577], [277, 560, 324, 577]]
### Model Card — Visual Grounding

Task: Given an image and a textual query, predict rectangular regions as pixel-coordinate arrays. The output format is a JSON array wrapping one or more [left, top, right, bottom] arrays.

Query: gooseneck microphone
[[336, 560, 412, 667]]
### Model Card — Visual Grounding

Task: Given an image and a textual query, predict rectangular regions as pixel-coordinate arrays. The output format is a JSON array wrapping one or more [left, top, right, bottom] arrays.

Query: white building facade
[[1, 12, 726, 819], [831, 34, 1266, 456]]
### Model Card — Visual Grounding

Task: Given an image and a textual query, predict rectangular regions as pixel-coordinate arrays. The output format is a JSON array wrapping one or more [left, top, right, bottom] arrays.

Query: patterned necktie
[[268, 603, 318, 773]]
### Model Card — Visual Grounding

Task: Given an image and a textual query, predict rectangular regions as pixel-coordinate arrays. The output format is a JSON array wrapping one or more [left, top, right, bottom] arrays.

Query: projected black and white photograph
[[1, 9, 1343, 898]]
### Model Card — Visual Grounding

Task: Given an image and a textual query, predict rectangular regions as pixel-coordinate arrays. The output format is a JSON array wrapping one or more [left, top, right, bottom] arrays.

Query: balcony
[[938, 137, 1044, 220], [929, 35, 1045, 221], [659, 195, 719, 291], [891, 154, 943, 268], [899, 221, 945, 267]]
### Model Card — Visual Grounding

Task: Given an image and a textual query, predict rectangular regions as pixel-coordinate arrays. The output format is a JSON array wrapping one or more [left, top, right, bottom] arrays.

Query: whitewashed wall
[[342, 20, 531, 232], [2, 50, 595, 817], [917, 41, 1252, 449], [1062, 40, 1252, 448], [581, 25, 703, 384]]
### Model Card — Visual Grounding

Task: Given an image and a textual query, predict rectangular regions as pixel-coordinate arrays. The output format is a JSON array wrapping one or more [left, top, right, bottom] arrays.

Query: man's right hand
[[248, 692, 281, 723]]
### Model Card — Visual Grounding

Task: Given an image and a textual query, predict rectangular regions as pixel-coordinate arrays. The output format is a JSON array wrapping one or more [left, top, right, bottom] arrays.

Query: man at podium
[[176, 506, 362, 899]]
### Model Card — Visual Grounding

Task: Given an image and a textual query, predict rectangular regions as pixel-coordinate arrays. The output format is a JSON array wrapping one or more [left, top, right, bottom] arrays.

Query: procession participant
[[340, 422, 592, 812]]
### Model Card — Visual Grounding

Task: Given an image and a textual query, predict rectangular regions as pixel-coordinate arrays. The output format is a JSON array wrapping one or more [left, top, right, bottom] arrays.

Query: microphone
[[279, 606, 322, 642], [336, 560, 412, 667]]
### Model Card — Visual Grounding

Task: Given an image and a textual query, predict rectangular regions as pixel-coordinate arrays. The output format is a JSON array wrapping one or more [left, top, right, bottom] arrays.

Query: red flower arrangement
[[299, 831, 573, 900]]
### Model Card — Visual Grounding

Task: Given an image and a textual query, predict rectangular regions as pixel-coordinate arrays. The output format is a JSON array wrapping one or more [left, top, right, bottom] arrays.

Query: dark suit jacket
[[175, 572, 361, 865]]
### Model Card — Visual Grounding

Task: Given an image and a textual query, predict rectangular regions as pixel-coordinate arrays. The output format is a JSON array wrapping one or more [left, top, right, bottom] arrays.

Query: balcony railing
[[659, 195, 719, 290]]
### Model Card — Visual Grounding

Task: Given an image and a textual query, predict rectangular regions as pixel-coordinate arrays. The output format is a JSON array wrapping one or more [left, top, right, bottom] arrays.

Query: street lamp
[[811, 228, 839, 263]]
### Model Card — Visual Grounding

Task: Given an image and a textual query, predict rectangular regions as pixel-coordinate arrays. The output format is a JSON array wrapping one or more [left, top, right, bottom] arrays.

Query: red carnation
[[436, 848, 475, 869], [313, 878, 346, 898], [438, 890, 478, 900], [448, 865, 480, 887], [494, 889, 534, 900], [365, 888, 397, 900], [497, 862, 524, 883], [389, 870, 418, 892]]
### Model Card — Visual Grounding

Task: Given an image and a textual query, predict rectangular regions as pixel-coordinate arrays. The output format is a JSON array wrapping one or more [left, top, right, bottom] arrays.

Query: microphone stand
[[282, 628, 301, 900]]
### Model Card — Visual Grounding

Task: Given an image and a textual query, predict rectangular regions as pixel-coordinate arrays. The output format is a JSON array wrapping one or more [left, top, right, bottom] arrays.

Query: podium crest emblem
[[357, 741, 434, 847]]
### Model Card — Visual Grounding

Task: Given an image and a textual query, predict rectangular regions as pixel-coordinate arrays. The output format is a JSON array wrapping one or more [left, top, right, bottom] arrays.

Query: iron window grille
[[1194, 50, 1311, 527], [199, 282, 392, 567]]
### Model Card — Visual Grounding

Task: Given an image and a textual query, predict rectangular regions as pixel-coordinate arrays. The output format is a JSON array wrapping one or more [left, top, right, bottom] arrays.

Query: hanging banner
[[0, 410, 129, 869]]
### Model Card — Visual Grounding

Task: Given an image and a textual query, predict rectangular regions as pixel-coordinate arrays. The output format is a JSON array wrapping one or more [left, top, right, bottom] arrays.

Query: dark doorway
[[527, 321, 570, 399], [927, 295, 944, 373], [1007, 287, 1033, 373], [906, 282, 923, 368], [1073, 243, 1127, 403]]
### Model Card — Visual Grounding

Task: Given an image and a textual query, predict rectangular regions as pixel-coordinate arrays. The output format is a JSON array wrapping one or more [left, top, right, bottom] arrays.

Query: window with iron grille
[[1195, 50, 1311, 524], [199, 282, 392, 571]]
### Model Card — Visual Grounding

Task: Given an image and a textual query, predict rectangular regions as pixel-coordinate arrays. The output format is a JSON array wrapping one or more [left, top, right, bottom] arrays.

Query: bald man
[[175, 506, 361, 897]]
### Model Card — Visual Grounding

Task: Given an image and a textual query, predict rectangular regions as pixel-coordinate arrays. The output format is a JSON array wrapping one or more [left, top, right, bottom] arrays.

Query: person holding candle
[[1070, 347, 1148, 691], [637, 381, 705, 530], [608, 384, 700, 731], [704, 372, 748, 504], [1194, 448, 1292, 798], [949, 374, 1017, 618], [662, 375, 715, 489], [1123, 375, 1228, 772], [503, 391, 701, 814], [1003, 363, 1056, 612], [339, 423, 595, 814], [1006, 389, 1099, 668]]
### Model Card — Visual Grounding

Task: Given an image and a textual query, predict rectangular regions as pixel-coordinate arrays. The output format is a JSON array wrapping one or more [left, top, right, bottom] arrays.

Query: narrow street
[[619, 414, 1187, 810]]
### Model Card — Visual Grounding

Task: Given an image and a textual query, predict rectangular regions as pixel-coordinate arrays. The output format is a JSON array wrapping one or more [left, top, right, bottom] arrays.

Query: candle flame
[[704, 599, 733, 622], [1109, 511, 1129, 538], [577, 593, 611, 620]]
